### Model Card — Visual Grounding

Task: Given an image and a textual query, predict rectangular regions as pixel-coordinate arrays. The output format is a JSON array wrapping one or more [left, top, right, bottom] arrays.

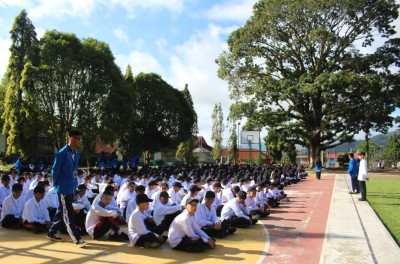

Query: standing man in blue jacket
[[348, 153, 359, 194], [48, 130, 86, 246]]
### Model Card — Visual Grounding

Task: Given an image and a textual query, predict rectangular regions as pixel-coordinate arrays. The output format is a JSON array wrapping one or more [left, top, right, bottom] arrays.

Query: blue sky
[[0, 0, 399, 146]]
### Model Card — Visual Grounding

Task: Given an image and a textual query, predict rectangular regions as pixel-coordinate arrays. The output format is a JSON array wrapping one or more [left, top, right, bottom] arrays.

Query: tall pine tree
[[211, 103, 224, 162], [2, 10, 39, 157]]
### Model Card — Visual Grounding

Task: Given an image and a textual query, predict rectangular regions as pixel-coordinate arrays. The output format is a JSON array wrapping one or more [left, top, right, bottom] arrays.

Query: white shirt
[[117, 189, 136, 210], [125, 198, 137, 220], [168, 210, 209, 248], [0, 185, 11, 208], [358, 159, 368, 181], [245, 196, 258, 211], [44, 187, 59, 209], [1, 194, 24, 221], [128, 208, 152, 246], [72, 194, 91, 212], [85, 199, 119, 237], [222, 188, 235, 204], [220, 198, 249, 221], [22, 197, 50, 224], [168, 189, 185, 205], [195, 203, 218, 227], [153, 201, 181, 226], [180, 193, 202, 207]]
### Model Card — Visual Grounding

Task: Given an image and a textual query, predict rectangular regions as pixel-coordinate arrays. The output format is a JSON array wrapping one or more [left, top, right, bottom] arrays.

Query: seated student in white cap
[[168, 181, 185, 206], [85, 188, 128, 241], [195, 191, 236, 238], [152, 191, 182, 235], [220, 191, 257, 228], [128, 194, 167, 248], [1, 183, 24, 229], [22, 185, 51, 233], [168, 197, 216, 252]]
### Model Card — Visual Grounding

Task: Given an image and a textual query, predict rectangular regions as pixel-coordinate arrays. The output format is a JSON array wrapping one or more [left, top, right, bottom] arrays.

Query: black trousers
[[1, 215, 22, 229], [216, 205, 224, 217], [23, 221, 49, 233], [93, 217, 120, 239], [350, 176, 359, 192], [359, 181, 367, 200], [202, 219, 233, 238], [229, 216, 255, 228], [135, 232, 162, 248], [316, 171, 321, 180], [48, 193, 81, 242], [173, 236, 210, 252], [48, 208, 57, 222], [145, 211, 181, 235]]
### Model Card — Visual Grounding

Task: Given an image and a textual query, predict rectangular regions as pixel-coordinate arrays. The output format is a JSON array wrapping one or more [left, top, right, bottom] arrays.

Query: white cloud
[[113, 28, 129, 43], [205, 0, 256, 22], [0, 0, 25, 6], [0, 37, 10, 77], [28, 0, 96, 19], [115, 50, 164, 75], [111, 0, 185, 16]]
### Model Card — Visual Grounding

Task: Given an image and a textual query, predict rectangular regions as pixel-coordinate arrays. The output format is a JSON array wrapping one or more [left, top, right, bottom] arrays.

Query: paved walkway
[[320, 173, 400, 264]]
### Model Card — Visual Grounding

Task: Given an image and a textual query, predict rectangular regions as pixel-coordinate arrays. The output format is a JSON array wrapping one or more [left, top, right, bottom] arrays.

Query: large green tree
[[2, 10, 40, 157], [21, 31, 125, 155], [228, 122, 238, 164], [217, 0, 400, 167], [383, 133, 400, 166]]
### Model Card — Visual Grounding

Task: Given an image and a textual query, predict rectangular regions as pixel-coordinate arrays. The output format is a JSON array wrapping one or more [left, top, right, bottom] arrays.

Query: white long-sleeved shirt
[[245, 196, 258, 211], [85, 200, 119, 237], [0, 185, 11, 208], [220, 198, 249, 221], [72, 194, 91, 212], [195, 203, 218, 227], [153, 202, 181, 226], [168, 189, 185, 205], [358, 159, 368, 181], [168, 210, 209, 248], [128, 208, 152, 246], [44, 187, 59, 209], [222, 188, 235, 204], [1, 194, 24, 221], [22, 197, 50, 224]]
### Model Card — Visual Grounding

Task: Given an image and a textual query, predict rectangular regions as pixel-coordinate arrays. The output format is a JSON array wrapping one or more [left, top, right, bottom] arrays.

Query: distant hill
[[327, 130, 399, 152]]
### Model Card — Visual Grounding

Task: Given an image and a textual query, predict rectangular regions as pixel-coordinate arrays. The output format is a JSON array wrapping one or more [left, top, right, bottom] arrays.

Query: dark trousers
[[229, 216, 255, 228], [173, 236, 210, 252], [75, 210, 87, 235], [216, 205, 224, 217], [359, 181, 367, 200], [93, 217, 120, 239], [1, 215, 22, 229], [316, 171, 321, 180], [135, 232, 162, 248], [350, 176, 359, 192], [23, 221, 49, 233], [48, 208, 57, 222], [202, 219, 234, 238], [48, 193, 81, 243], [145, 211, 181, 235]]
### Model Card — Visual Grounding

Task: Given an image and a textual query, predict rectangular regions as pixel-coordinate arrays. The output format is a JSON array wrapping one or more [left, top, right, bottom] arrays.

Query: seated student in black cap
[[168, 181, 185, 206], [72, 184, 91, 235], [128, 194, 167, 248], [195, 191, 236, 238], [1, 183, 24, 229], [22, 185, 51, 233], [85, 188, 128, 241], [220, 191, 257, 228], [152, 191, 182, 235], [168, 197, 216, 252]]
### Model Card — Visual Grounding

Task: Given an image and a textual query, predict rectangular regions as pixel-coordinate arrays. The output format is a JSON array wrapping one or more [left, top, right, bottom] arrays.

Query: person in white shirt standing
[[22, 185, 51, 233], [168, 197, 216, 252], [357, 152, 368, 201], [1, 183, 24, 229], [128, 194, 166, 248]]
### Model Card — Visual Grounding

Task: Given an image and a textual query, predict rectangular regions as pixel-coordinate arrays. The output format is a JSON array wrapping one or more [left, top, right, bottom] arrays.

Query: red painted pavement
[[259, 174, 335, 264]]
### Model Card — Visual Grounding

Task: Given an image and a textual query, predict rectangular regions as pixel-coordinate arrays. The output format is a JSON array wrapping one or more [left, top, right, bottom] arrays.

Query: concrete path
[[320, 174, 400, 264]]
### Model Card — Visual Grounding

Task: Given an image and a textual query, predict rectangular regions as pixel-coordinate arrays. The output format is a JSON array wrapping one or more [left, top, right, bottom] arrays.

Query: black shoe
[[358, 198, 366, 201], [159, 235, 167, 244], [47, 234, 63, 241], [228, 227, 237, 234]]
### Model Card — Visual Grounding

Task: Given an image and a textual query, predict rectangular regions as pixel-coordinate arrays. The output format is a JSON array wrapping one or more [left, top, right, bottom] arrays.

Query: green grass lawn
[[367, 177, 400, 245]]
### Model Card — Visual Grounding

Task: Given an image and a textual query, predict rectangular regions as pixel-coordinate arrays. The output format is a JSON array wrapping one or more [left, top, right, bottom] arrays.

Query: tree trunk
[[309, 143, 321, 169]]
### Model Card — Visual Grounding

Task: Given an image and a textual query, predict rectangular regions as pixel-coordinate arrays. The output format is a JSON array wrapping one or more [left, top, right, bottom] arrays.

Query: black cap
[[136, 194, 153, 205], [186, 197, 199, 205], [159, 191, 170, 198], [173, 181, 183, 188], [237, 191, 247, 200], [213, 182, 223, 189], [76, 184, 87, 192], [189, 185, 201, 193]]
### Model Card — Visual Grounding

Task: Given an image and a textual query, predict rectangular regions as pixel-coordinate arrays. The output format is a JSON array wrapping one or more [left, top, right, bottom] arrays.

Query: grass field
[[367, 176, 400, 245]]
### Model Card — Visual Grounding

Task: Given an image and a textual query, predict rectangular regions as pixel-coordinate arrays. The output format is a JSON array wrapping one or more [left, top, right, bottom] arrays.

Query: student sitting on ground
[[220, 191, 257, 228], [85, 188, 128, 241], [1, 183, 24, 229], [245, 186, 269, 219], [152, 191, 182, 235], [0, 174, 11, 211], [128, 194, 167, 248], [72, 184, 91, 235], [181, 185, 202, 206], [168, 197, 216, 252], [125, 185, 145, 220], [222, 185, 240, 204], [22, 185, 51, 233], [168, 181, 185, 206], [195, 191, 236, 238]]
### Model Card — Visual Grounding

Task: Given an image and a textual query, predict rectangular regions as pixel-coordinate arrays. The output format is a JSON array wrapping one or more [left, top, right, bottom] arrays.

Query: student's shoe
[[159, 235, 168, 244], [358, 198, 366, 201], [75, 239, 88, 248], [228, 227, 237, 234], [47, 234, 63, 241], [118, 232, 129, 241]]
